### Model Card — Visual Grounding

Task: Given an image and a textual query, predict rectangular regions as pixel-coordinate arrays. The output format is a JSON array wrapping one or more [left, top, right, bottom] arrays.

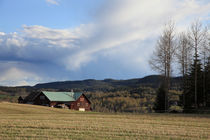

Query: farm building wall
[[33, 93, 51, 106], [70, 94, 91, 111]]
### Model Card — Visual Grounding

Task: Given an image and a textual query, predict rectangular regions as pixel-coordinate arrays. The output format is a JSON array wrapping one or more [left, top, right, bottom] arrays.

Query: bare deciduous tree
[[176, 32, 192, 106], [176, 32, 192, 77], [149, 21, 176, 111]]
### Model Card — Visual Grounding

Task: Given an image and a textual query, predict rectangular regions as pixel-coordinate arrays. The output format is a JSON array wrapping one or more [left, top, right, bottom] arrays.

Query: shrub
[[169, 105, 183, 113]]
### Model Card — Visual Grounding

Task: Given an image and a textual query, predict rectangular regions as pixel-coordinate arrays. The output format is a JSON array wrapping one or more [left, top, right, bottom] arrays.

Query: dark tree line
[[150, 20, 210, 112], [183, 56, 210, 111]]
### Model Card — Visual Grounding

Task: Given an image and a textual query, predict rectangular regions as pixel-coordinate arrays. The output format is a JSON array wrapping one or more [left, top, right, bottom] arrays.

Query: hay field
[[0, 102, 209, 140]]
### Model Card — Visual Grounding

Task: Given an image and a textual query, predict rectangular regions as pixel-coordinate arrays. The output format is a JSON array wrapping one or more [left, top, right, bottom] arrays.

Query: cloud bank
[[0, 0, 210, 86]]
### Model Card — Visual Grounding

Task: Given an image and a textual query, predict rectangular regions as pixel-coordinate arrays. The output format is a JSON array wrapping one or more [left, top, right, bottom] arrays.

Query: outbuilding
[[23, 91, 91, 111]]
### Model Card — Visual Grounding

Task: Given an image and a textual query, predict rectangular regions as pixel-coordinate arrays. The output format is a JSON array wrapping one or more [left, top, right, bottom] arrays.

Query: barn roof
[[42, 91, 83, 102], [24, 91, 41, 102]]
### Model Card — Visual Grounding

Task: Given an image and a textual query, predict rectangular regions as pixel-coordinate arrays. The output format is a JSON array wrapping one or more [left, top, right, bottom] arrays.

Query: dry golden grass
[[0, 102, 209, 140]]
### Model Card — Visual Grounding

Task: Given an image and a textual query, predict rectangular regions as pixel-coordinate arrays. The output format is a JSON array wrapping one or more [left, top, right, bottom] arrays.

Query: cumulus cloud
[[0, 63, 41, 86], [0, 25, 82, 63], [0, 26, 85, 85], [65, 0, 210, 71], [0, 0, 210, 86]]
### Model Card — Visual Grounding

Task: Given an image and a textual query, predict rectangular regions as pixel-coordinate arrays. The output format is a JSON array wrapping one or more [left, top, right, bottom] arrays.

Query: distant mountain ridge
[[0, 75, 182, 102], [34, 75, 182, 91]]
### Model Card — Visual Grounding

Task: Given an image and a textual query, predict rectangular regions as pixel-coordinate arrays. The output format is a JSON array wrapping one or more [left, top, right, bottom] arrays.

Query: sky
[[0, 0, 209, 86]]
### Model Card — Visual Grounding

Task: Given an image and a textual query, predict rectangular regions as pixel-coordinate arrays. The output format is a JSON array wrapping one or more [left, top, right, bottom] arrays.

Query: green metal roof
[[42, 91, 83, 102], [74, 92, 83, 100]]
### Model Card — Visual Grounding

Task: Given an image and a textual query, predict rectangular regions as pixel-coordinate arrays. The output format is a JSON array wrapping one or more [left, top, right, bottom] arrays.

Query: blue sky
[[0, 0, 104, 32], [0, 0, 209, 86]]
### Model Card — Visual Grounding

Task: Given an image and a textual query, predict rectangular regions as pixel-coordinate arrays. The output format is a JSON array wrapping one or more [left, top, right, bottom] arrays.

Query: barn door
[[70, 103, 74, 109]]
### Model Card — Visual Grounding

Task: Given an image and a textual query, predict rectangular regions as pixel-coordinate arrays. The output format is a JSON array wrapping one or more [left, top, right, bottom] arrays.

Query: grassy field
[[0, 102, 209, 140]]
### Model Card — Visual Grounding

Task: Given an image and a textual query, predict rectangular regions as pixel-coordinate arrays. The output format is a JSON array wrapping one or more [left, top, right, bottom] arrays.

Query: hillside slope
[[34, 75, 181, 91]]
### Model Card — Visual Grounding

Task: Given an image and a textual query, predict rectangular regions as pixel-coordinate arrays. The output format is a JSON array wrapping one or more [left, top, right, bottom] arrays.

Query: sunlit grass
[[0, 102, 209, 139]]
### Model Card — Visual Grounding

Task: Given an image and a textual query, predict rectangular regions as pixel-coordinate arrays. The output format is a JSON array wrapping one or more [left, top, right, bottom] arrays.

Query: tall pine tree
[[205, 57, 210, 106], [184, 56, 203, 110]]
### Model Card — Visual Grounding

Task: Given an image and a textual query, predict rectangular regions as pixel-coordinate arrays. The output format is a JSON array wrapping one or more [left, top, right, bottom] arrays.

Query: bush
[[169, 105, 183, 113]]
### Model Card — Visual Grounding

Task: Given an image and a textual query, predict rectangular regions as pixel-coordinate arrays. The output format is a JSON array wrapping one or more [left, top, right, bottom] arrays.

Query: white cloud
[[1, 0, 209, 71], [21, 25, 83, 48], [0, 67, 41, 86], [64, 0, 210, 70], [46, 0, 59, 5], [0, 32, 5, 36], [0, 0, 210, 86], [0, 25, 82, 62]]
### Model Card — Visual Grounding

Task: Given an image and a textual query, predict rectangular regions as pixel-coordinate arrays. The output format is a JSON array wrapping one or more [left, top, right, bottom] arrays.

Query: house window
[[40, 96, 45, 100], [80, 97, 84, 101], [77, 103, 80, 106], [85, 103, 88, 107]]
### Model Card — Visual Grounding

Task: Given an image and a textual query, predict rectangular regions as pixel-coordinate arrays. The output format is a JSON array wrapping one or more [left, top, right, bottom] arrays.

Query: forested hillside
[[34, 75, 181, 91], [0, 75, 182, 113]]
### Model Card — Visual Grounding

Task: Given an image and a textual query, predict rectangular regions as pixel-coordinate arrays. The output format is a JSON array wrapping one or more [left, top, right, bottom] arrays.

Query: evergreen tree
[[184, 57, 203, 110], [154, 84, 168, 112], [205, 57, 210, 106], [188, 21, 207, 108]]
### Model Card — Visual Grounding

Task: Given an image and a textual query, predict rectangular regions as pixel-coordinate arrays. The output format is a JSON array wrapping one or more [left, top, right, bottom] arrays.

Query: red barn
[[23, 91, 91, 111]]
